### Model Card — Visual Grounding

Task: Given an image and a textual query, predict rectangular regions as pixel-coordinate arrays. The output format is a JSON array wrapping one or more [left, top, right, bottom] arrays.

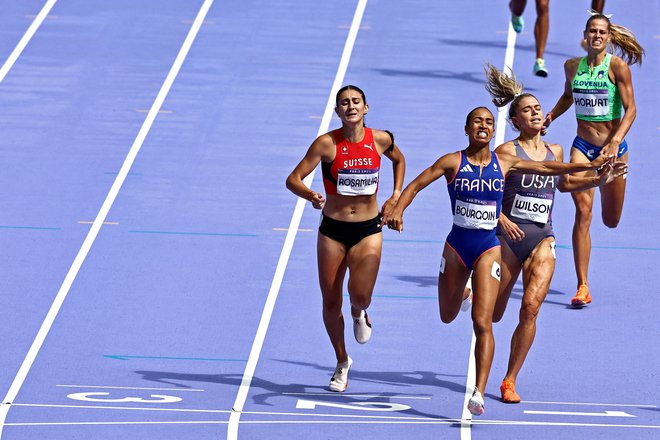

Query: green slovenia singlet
[[571, 53, 622, 122]]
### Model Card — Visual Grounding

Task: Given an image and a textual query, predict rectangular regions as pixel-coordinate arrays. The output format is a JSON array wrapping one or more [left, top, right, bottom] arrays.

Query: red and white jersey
[[322, 127, 381, 196]]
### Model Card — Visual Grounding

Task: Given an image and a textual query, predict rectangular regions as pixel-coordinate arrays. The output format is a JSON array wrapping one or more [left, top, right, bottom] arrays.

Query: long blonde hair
[[586, 14, 644, 65], [484, 63, 533, 130]]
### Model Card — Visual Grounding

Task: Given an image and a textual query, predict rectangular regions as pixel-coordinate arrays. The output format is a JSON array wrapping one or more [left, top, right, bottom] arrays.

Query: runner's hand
[[309, 191, 325, 209], [595, 161, 628, 186], [379, 195, 399, 228], [499, 214, 524, 242], [590, 153, 614, 171], [386, 209, 404, 232]]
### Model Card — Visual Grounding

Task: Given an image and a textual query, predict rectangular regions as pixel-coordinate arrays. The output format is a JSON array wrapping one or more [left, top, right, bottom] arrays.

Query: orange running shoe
[[571, 284, 592, 307], [500, 379, 521, 403]]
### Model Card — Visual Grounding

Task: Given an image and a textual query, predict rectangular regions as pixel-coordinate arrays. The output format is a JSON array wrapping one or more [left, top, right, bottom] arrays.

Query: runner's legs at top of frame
[[509, 0, 549, 77]]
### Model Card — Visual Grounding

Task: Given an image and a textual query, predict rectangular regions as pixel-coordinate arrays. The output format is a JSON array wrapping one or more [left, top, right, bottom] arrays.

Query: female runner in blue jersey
[[484, 64, 627, 404], [388, 106, 613, 416], [286, 85, 405, 392], [543, 12, 643, 307]]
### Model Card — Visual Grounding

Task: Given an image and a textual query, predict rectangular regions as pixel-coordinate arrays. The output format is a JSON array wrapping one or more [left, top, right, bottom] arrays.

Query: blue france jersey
[[447, 150, 505, 230]]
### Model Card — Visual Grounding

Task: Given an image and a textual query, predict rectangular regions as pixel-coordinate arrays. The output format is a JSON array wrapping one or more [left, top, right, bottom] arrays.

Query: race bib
[[573, 88, 609, 117], [511, 193, 552, 224], [453, 197, 497, 230], [337, 168, 379, 196]]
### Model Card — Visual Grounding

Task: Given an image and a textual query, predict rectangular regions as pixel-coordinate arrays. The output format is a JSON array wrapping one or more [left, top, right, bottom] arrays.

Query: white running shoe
[[468, 388, 485, 416], [328, 357, 353, 392], [461, 277, 473, 312], [353, 310, 372, 344]]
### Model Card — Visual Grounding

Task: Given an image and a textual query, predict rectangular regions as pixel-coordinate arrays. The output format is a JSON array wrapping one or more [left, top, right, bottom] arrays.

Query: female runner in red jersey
[[286, 85, 405, 392]]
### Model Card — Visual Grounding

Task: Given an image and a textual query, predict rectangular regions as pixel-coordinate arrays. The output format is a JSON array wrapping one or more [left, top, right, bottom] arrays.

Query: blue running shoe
[[511, 15, 524, 33], [533, 58, 548, 77]]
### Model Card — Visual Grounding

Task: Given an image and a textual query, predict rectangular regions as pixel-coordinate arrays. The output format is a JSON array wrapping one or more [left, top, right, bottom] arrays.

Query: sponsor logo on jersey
[[363, 143, 373, 151]]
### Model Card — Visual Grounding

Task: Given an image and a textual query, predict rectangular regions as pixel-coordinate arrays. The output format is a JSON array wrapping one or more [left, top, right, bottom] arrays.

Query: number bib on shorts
[[337, 168, 379, 196], [453, 197, 498, 230], [510, 193, 553, 224]]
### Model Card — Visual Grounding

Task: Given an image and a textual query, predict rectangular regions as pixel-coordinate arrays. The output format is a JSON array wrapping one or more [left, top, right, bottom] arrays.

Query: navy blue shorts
[[572, 135, 628, 160], [446, 225, 500, 270]]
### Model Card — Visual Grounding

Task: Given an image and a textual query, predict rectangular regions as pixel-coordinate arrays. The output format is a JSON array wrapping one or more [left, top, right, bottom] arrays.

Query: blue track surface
[[0, 1, 658, 439]]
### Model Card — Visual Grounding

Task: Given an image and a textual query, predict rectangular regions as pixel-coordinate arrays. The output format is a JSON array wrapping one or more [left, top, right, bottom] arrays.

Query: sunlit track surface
[[0, 0, 657, 439]]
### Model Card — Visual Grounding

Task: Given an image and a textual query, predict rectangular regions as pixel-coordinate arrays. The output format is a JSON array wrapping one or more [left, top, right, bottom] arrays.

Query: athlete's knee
[[472, 314, 493, 335], [519, 300, 541, 323], [536, 0, 549, 14], [574, 205, 593, 226], [350, 295, 371, 312], [536, 0, 550, 12], [602, 213, 621, 229], [322, 295, 342, 314], [439, 306, 458, 324], [492, 308, 505, 323]]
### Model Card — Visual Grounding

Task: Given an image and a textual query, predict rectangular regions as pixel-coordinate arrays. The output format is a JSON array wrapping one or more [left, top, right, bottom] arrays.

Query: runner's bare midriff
[[323, 194, 380, 222], [577, 118, 620, 146]]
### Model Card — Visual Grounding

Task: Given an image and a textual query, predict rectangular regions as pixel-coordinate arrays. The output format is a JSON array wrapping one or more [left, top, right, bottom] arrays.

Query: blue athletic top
[[447, 150, 505, 230], [501, 140, 558, 226]]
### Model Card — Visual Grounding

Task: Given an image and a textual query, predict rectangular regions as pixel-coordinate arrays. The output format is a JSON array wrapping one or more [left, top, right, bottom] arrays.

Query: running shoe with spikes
[[500, 379, 521, 403], [328, 357, 353, 392], [468, 388, 485, 416], [353, 310, 372, 344], [533, 58, 548, 77], [571, 284, 592, 307]]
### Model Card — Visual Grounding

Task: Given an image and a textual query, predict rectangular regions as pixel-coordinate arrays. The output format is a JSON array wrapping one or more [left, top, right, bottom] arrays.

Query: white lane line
[[281, 393, 431, 400], [12, 403, 228, 414], [460, 335, 476, 432], [226, 1, 368, 438], [56, 385, 204, 392], [0, 0, 57, 84], [9, 403, 660, 429], [522, 400, 657, 408], [4, 418, 660, 429], [460, 19, 518, 440], [0, 1, 215, 437], [525, 410, 636, 418], [494, 20, 518, 147], [6, 421, 229, 426]]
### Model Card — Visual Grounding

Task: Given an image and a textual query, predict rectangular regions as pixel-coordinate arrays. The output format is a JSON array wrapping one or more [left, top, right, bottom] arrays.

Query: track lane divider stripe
[[0, 0, 215, 437], [226, 1, 369, 438], [459, 19, 518, 439], [0, 0, 57, 84]]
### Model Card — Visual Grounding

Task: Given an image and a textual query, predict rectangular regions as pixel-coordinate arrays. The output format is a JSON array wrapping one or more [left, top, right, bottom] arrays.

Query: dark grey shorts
[[499, 222, 554, 263]]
